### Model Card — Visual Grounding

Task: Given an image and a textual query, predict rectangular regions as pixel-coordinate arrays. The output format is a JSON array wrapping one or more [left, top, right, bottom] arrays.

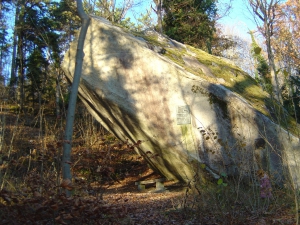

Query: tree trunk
[[17, 32, 25, 111], [153, 0, 163, 33], [9, 2, 20, 99], [110, 0, 116, 22], [61, 0, 90, 196], [55, 71, 61, 118], [248, 0, 283, 103], [265, 22, 282, 103]]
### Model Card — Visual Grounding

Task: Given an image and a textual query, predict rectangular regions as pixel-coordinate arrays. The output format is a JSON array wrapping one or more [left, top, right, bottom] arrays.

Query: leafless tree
[[216, 0, 233, 21], [151, 0, 163, 33], [84, 0, 136, 23], [247, 0, 283, 103]]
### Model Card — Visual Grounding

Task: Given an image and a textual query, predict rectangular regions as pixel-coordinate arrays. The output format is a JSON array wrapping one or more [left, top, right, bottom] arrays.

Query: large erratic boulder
[[62, 16, 300, 187]]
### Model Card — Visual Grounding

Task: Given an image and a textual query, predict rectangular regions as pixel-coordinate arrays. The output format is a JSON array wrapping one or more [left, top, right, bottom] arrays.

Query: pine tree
[[249, 31, 272, 94], [18, 2, 57, 106], [162, 0, 217, 52], [49, 0, 81, 52]]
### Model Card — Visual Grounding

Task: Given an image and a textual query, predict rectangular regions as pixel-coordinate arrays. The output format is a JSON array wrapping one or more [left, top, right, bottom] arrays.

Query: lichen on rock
[[62, 16, 300, 187]]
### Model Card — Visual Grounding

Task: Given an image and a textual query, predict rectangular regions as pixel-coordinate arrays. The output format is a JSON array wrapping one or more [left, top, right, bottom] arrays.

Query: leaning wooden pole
[[61, 0, 90, 196]]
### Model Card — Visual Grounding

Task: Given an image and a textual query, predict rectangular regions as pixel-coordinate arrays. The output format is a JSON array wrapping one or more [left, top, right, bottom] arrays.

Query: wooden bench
[[135, 178, 166, 191]]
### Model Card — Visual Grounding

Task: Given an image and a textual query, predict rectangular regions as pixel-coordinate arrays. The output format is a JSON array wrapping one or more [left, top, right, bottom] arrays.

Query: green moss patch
[[132, 30, 299, 135]]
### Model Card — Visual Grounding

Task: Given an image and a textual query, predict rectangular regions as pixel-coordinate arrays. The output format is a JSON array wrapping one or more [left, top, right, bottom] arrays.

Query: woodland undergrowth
[[0, 100, 297, 225]]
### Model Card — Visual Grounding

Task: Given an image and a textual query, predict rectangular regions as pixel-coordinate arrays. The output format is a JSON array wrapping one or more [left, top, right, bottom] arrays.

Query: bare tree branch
[[247, 0, 283, 103]]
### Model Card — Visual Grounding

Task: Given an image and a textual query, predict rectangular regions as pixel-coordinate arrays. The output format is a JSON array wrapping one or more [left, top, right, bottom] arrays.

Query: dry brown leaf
[[60, 179, 71, 187], [66, 185, 73, 191], [33, 191, 41, 197], [60, 179, 73, 190], [51, 204, 59, 210], [115, 197, 122, 201], [74, 198, 80, 207], [96, 166, 101, 173], [63, 213, 73, 220], [1, 195, 11, 204], [71, 210, 80, 218], [55, 215, 67, 225], [107, 167, 114, 173], [93, 206, 99, 212]]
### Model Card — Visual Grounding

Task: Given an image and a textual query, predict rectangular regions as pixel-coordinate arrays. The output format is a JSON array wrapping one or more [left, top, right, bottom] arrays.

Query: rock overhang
[[62, 16, 300, 187]]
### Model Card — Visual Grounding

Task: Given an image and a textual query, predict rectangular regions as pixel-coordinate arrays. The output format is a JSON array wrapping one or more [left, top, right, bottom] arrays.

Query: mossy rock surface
[[62, 16, 300, 187]]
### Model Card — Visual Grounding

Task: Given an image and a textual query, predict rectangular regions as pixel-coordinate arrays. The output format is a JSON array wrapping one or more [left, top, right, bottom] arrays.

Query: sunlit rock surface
[[62, 16, 300, 186]]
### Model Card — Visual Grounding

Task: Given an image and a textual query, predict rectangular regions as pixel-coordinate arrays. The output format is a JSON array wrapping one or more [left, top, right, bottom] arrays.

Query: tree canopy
[[162, 0, 217, 52]]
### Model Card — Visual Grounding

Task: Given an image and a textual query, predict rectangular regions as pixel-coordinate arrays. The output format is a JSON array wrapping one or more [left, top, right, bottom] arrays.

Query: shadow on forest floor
[[0, 105, 296, 225]]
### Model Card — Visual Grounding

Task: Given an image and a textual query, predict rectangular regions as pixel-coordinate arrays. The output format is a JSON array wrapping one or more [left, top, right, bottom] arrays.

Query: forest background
[[0, 0, 299, 224], [1, 0, 299, 120]]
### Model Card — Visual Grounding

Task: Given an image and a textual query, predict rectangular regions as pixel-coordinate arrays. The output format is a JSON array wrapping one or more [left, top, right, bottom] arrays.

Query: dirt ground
[[0, 109, 296, 225]]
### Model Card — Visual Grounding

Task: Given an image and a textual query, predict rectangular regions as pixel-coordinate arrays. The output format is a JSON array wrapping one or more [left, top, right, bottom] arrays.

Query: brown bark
[[153, 0, 163, 33], [248, 0, 282, 103]]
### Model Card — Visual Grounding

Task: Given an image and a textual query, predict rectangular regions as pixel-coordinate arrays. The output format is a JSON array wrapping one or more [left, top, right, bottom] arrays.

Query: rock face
[[62, 16, 300, 186]]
